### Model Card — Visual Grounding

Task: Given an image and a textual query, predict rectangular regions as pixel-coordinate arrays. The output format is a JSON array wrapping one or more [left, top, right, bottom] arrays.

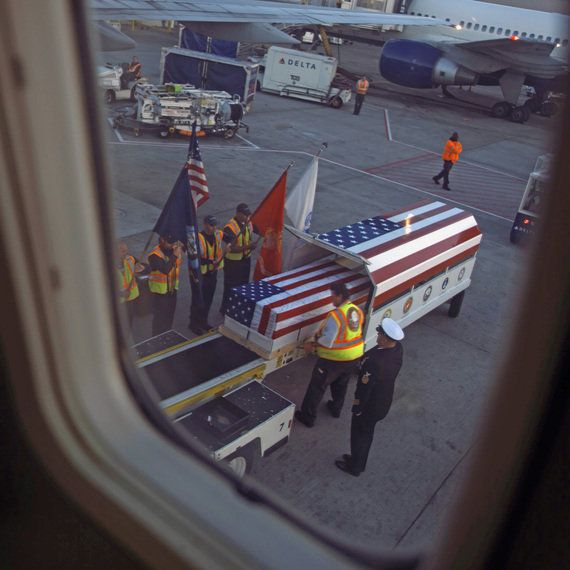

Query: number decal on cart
[[279, 422, 285, 431]]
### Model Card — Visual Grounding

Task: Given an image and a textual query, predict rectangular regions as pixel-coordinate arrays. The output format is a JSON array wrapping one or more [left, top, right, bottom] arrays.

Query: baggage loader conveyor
[[135, 330, 304, 475]]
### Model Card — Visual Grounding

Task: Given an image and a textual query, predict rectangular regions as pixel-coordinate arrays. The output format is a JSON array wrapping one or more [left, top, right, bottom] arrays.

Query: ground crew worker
[[294, 282, 365, 427], [189, 215, 226, 334], [433, 132, 462, 191], [128, 56, 142, 79], [353, 75, 369, 116], [220, 203, 257, 314], [148, 234, 182, 336], [117, 240, 144, 325], [335, 318, 404, 477]]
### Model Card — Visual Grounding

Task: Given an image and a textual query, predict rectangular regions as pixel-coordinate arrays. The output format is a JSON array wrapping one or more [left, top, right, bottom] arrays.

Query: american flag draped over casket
[[224, 199, 481, 352]]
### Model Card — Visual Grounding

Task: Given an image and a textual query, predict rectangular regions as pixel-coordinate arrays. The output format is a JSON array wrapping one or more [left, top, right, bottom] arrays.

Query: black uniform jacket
[[352, 342, 403, 421]]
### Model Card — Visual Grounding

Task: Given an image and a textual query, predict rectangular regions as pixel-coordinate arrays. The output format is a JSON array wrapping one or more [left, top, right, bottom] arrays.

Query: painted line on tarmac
[[366, 102, 526, 182], [107, 118, 125, 143], [383, 108, 393, 141], [235, 133, 260, 149], [106, 141, 255, 151]]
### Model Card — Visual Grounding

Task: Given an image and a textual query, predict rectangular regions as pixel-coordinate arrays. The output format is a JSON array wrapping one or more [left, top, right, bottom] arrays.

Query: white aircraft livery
[[379, 0, 568, 122]]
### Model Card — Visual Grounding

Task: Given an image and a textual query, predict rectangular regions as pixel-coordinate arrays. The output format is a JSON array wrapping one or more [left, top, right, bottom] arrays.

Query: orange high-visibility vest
[[148, 246, 180, 294], [118, 255, 140, 302], [198, 229, 224, 274], [442, 140, 462, 163], [356, 79, 369, 95], [316, 301, 365, 362], [224, 218, 253, 261]]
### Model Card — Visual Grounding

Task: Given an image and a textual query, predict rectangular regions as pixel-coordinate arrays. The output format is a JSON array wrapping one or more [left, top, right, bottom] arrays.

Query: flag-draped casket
[[222, 200, 482, 358]]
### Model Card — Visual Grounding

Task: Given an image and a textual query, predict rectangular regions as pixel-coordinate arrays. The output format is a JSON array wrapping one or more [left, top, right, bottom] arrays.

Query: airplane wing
[[450, 37, 559, 57], [90, 0, 448, 27]]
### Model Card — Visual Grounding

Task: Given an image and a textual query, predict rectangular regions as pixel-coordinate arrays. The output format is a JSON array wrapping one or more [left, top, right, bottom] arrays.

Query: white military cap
[[376, 318, 404, 341]]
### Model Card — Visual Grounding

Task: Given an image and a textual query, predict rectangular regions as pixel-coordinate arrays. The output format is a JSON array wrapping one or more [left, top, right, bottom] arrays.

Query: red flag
[[251, 170, 288, 281]]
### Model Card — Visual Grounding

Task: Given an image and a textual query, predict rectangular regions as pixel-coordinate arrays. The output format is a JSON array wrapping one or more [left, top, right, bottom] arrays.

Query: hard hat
[[204, 214, 218, 226], [376, 318, 404, 341]]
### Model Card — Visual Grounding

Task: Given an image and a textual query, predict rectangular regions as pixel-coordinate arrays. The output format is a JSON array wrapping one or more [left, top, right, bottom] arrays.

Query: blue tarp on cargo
[[180, 28, 238, 58]]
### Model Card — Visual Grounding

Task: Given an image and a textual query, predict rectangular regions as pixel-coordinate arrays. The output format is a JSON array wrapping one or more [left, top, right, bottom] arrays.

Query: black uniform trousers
[[151, 292, 177, 337], [353, 93, 365, 115], [350, 413, 380, 473], [300, 358, 357, 423], [221, 257, 251, 314], [434, 160, 453, 187], [190, 271, 217, 328]]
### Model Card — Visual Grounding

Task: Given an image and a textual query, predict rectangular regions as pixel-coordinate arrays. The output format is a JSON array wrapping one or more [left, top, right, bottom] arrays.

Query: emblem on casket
[[423, 286, 432, 302], [458, 267, 466, 281], [383, 309, 392, 319], [442, 277, 449, 290], [403, 297, 413, 314]]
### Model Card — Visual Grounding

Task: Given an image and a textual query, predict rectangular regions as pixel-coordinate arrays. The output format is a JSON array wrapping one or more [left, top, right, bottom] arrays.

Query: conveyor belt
[[141, 335, 261, 401]]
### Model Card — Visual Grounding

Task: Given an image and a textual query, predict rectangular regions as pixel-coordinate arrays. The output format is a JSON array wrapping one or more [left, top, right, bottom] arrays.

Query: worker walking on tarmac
[[433, 132, 462, 191], [189, 215, 226, 334], [335, 318, 404, 477], [353, 75, 369, 116], [117, 240, 145, 325], [220, 203, 257, 314], [295, 282, 365, 428], [148, 234, 183, 336]]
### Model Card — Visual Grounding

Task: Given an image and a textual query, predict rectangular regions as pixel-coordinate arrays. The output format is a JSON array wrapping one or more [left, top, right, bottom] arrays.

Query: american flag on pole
[[225, 200, 482, 344], [187, 122, 209, 209]]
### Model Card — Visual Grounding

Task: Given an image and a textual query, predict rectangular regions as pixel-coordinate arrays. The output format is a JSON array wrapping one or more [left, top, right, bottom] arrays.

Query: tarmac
[[102, 26, 557, 553]]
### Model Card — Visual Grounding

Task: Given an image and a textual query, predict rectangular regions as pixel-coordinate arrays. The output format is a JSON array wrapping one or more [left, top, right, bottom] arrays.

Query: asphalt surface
[[102, 26, 557, 553]]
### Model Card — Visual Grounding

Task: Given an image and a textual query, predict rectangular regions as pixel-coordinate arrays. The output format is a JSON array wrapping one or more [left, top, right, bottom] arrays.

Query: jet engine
[[379, 39, 478, 88]]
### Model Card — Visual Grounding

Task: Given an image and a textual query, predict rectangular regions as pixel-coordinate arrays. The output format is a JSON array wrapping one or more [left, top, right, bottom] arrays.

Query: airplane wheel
[[491, 101, 512, 119], [539, 100, 558, 118], [524, 97, 542, 113], [223, 127, 236, 139], [510, 106, 530, 123], [158, 128, 170, 139]]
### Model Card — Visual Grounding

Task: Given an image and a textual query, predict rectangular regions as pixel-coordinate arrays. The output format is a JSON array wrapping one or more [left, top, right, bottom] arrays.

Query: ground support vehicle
[[120, 83, 248, 139], [256, 46, 352, 108], [98, 63, 147, 104], [135, 330, 303, 476], [160, 47, 259, 109], [510, 154, 552, 244], [221, 199, 482, 359]]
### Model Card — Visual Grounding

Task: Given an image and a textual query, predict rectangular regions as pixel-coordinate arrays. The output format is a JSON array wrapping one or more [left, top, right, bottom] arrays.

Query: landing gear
[[491, 101, 513, 119], [539, 100, 558, 117]]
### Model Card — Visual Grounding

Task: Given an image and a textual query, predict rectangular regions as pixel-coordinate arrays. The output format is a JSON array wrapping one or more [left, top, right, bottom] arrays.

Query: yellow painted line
[[164, 363, 267, 417]]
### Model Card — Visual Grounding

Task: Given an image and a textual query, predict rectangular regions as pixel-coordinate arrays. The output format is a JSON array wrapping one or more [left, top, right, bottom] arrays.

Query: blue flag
[[153, 156, 203, 305]]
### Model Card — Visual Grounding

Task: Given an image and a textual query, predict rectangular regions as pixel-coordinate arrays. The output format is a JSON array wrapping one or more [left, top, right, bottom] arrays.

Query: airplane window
[[460, 20, 465, 27], [530, 33, 535, 39], [513, 30, 519, 36], [489, 26, 495, 33], [554, 37, 560, 43], [445, 18, 450, 22], [521, 32, 527, 37], [538, 35, 544, 41], [497, 27, 503, 35], [563, 39, 568, 46], [482, 25, 488, 31], [466, 22, 472, 29], [410, 11, 415, 15], [474, 24, 480, 31], [505, 29, 511, 36], [547, 36, 552, 42]]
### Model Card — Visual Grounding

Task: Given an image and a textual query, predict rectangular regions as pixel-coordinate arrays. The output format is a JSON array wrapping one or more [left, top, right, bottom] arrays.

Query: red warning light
[[523, 218, 530, 225], [510, 35, 520, 41]]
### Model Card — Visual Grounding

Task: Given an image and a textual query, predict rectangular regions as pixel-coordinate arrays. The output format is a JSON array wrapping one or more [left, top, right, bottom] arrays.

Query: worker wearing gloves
[[148, 234, 182, 336], [335, 318, 404, 477], [295, 282, 365, 428], [117, 240, 145, 325], [220, 203, 257, 314], [189, 215, 226, 334], [353, 75, 369, 116], [433, 132, 462, 191]]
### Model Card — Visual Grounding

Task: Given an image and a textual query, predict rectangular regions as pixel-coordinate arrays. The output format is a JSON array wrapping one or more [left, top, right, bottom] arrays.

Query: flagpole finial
[[316, 142, 328, 157], [286, 160, 295, 171]]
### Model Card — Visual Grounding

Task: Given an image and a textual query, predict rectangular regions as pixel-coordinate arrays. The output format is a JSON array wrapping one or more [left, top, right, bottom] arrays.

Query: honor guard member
[[335, 318, 404, 477], [295, 282, 365, 427], [148, 234, 182, 336], [189, 215, 226, 334], [353, 75, 369, 116], [433, 132, 462, 191], [117, 241, 145, 325], [220, 203, 257, 314]]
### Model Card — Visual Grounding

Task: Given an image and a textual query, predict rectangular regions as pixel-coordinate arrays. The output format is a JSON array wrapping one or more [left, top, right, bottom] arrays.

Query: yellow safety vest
[[356, 79, 369, 95], [316, 302, 365, 362], [148, 246, 181, 294], [198, 230, 224, 274], [224, 218, 253, 261], [118, 255, 140, 302]]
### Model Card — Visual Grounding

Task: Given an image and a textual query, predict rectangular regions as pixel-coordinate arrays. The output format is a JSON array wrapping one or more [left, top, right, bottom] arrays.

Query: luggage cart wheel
[[225, 442, 258, 477], [223, 127, 237, 140], [448, 291, 465, 318]]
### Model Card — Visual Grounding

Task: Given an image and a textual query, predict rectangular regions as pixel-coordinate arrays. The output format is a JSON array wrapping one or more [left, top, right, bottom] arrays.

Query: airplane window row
[[410, 12, 567, 45]]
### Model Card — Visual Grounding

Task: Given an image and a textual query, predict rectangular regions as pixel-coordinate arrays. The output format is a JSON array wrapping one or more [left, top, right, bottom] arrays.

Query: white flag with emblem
[[285, 156, 318, 232]]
